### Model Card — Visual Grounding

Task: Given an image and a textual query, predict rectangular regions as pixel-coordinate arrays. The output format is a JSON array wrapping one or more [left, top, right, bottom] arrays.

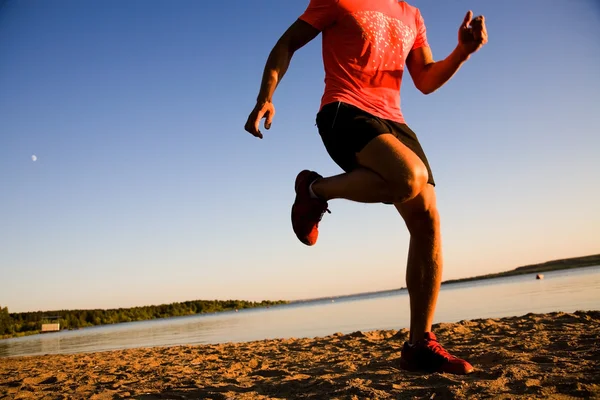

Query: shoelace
[[319, 207, 331, 221], [425, 339, 454, 361], [307, 199, 331, 222]]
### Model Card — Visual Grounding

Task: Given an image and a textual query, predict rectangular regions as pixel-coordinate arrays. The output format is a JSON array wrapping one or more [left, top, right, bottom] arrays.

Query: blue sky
[[1, 0, 599, 313]]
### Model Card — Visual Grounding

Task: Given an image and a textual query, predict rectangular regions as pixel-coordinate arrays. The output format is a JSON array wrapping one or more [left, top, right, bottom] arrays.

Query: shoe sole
[[292, 170, 318, 246], [291, 205, 314, 246]]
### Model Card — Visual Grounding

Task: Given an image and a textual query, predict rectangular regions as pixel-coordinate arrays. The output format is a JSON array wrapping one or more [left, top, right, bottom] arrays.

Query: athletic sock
[[308, 180, 319, 199]]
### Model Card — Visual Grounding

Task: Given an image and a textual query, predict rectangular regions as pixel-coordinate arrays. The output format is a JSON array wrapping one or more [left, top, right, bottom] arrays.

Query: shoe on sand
[[400, 332, 474, 375]]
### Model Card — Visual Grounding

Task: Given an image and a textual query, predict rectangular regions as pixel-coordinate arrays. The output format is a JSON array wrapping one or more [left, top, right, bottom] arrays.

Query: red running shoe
[[291, 170, 330, 246], [400, 332, 474, 375]]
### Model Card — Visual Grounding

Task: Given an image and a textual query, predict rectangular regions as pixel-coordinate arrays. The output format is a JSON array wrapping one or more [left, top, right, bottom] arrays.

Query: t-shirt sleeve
[[298, 0, 340, 31], [412, 8, 429, 50]]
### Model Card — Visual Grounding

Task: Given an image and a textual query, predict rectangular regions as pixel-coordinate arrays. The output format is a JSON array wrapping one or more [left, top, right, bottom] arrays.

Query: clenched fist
[[458, 11, 488, 56]]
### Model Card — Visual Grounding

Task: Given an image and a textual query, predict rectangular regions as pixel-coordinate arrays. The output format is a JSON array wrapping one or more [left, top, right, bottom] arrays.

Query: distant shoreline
[[290, 253, 600, 304], [440, 253, 600, 285], [0, 300, 287, 340], [2, 254, 598, 340]]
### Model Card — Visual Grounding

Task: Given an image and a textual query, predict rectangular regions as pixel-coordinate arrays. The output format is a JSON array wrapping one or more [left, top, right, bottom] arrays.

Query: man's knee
[[388, 164, 428, 203]]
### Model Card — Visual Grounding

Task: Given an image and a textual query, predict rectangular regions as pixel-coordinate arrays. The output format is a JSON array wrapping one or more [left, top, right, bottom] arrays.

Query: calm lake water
[[2, 266, 599, 358]]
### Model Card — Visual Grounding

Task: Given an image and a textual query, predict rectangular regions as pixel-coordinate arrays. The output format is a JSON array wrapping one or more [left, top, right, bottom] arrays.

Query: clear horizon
[[2, 0, 599, 313], [6, 254, 599, 315]]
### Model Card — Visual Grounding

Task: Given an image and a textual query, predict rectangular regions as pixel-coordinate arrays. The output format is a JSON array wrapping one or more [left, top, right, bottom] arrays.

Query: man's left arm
[[407, 11, 488, 95]]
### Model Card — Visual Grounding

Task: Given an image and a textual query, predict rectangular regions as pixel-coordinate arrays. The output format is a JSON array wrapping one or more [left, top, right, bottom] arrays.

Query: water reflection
[[0, 311, 244, 357]]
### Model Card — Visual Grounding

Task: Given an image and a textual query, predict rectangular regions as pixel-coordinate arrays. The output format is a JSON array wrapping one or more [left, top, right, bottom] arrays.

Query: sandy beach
[[1, 310, 598, 399]]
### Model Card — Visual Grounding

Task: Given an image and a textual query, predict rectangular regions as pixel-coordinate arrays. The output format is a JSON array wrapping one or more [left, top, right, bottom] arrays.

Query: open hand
[[244, 101, 275, 139], [458, 11, 488, 56]]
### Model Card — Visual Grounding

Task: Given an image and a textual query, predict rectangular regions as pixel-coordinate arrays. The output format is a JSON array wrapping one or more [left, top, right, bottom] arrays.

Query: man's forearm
[[256, 42, 294, 103], [419, 46, 470, 94]]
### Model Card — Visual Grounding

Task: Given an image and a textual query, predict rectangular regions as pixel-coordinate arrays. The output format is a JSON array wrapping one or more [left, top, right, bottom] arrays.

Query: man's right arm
[[257, 19, 320, 104], [245, 19, 320, 138]]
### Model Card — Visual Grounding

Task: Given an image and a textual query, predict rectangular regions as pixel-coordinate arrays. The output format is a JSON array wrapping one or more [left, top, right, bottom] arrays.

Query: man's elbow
[[412, 67, 437, 95], [266, 39, 294, 67], [272, 37, 294, 58], [417, 84, 437, 95]]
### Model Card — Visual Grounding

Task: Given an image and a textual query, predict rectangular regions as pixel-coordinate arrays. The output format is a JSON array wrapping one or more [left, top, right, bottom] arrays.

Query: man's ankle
[[410, 331, 427, 344]]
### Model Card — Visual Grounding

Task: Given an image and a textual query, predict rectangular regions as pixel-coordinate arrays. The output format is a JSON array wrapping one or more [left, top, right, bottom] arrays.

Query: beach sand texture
[[1, 311, 599, 399]]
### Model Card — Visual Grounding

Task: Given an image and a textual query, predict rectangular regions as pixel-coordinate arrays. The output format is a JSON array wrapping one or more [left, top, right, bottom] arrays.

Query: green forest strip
[[0, 299, 287, 339]]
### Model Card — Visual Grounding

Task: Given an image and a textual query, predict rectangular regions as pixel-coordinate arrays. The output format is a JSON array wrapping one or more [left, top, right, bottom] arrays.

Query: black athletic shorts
[[315, 101, 435, 187]]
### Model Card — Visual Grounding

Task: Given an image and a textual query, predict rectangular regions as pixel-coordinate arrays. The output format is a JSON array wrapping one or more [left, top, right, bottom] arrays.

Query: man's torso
[[300, 0, 428, 123]]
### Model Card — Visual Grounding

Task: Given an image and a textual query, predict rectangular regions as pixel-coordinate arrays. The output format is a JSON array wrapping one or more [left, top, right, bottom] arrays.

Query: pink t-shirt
[[299, 0, 429, 123]]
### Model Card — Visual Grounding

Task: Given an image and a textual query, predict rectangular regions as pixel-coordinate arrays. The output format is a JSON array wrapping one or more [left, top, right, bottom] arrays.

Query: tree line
[[0, 299, 287, 338]]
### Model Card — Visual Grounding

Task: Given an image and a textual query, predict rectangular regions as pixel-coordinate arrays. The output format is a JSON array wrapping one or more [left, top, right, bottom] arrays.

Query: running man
[[245, 0, 487, 375]]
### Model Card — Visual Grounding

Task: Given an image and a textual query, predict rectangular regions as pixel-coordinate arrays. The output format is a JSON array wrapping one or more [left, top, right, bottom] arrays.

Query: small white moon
[[31, 155, 37, 162]]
